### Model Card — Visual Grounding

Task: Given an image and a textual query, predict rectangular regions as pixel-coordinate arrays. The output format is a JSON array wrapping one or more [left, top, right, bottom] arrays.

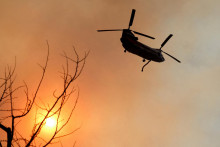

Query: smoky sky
[[0, 0, 220, 147]]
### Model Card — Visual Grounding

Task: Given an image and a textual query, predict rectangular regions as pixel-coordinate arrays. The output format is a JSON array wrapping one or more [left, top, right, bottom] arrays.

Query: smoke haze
[[0, 0, 220, 146]]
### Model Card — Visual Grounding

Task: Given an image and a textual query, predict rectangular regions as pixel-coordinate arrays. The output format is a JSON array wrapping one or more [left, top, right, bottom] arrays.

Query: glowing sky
[[0, 0, 220, 146]]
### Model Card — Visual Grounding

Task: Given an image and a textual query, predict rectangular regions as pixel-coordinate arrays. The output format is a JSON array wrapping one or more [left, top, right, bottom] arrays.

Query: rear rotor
[[160, 34, 181, 63]]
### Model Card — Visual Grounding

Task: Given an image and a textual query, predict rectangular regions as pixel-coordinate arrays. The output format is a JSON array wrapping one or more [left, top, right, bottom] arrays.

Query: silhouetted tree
[[0, 42, 89, 147]]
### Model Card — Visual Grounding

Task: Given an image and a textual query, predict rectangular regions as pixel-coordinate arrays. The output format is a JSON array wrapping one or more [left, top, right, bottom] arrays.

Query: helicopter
[[97, 9, 181, 72]]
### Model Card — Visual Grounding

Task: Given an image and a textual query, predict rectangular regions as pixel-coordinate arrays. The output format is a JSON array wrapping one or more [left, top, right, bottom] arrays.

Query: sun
[[45, 117, 56, 128]]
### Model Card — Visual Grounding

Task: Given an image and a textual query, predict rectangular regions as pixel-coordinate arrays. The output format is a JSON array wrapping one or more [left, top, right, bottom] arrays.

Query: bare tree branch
[[0, 42, 88, 147]]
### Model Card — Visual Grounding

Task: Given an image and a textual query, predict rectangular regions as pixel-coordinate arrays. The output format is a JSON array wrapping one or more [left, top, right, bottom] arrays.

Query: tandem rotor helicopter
[[97, 9, 181, 72]]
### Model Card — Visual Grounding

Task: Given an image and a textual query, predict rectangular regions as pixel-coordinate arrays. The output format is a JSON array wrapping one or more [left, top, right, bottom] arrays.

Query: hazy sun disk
[[45, 117, 56, 128]]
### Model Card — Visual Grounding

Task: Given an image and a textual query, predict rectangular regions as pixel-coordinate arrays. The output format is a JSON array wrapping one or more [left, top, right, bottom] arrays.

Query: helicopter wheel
[[124, 50, 126, 53], [143, 59, 146, 62]]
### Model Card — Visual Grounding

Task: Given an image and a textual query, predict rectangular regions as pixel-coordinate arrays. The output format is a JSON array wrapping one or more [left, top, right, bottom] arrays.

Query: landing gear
[[142, 59, 146, 62], [124, 50, 127, 53]]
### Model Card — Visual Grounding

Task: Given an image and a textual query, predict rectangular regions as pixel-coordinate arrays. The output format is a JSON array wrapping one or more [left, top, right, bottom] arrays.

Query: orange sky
[[0, 0, 220, 146]]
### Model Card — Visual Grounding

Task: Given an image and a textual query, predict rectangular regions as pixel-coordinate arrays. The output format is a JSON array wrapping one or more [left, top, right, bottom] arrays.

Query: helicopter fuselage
[[120, 29, 165, 62], [97, 9, 180, 71]]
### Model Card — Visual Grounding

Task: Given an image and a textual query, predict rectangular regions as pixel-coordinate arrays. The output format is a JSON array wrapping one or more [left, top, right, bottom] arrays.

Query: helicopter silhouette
[[97, 9, 181, 72]]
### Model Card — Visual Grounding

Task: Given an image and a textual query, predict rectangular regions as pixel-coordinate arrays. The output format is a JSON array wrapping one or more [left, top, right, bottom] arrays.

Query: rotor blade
[[132, 30, 155, 39], [161, 50, 181, 63], [161, 34, 173, 49], [142, 60, 151, 72], [97, 29, 123, 32], [128, 9, 136, 29]]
